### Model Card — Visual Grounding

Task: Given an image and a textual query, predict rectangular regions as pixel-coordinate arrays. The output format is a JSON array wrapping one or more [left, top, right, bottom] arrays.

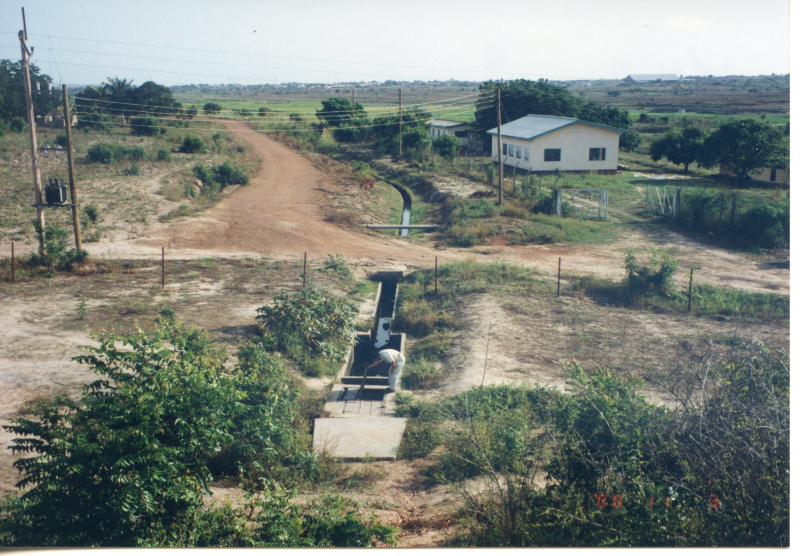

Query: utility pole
[[352, 89, 355, 118], [496, 88, 503, 205], [19, 9, 45, 254], [62, 84, 82, 250], [398, 89, 403, 158]]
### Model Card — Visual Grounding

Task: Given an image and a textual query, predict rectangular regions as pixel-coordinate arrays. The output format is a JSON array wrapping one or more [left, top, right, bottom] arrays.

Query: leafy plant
[[256, 284, 356, 374], [129, 116, 160, 136], [180, 134, 206, 154], [0, 321, 326, 547], [27, 222, 88, 271]]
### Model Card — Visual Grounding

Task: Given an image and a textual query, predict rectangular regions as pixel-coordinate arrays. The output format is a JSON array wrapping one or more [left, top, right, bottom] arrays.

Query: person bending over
[[365, 348, 405, 393]]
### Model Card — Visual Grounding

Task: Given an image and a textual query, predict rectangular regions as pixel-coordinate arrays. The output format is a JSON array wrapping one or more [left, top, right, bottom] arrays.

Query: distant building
[[623, 74, 680, 83], [427, 119, 474, 147], [487, 114, 624, 174], [35, 109, 77, 129], [719, 166, 789, 186]]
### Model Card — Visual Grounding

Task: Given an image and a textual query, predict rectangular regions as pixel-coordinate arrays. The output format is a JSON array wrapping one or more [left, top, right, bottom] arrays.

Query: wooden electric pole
[[19, 9, 45, 254], [496, 88, 503, 205], [398, 89, 403, 158], [62, 84, 82, 250], [352, 89, 355, 118]]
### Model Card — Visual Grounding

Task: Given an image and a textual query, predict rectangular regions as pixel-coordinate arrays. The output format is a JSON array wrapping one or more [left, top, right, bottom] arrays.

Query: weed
[[401, 357, 441, 390], [319, 254, 353, 280], [76, 297, 87, 320], [122, 164, 140, 176]]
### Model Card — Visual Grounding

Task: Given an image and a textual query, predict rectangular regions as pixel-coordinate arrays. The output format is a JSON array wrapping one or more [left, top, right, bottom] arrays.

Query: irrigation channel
[[312, 271, 408, 459]]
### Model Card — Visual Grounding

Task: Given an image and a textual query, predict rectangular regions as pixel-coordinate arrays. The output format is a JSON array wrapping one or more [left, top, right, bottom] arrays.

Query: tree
[[619, 128, 641, 152], [130, 81, 181, 116], [699, 119, 789, 182], [433, 134, 462, 163], [0, 59, 59, 123], [316, 97, 366, 127], [649, 127, 708, 173], [203, 102, 222, 115], [473, 79, 583, 132], [0, 319, 322, 547]]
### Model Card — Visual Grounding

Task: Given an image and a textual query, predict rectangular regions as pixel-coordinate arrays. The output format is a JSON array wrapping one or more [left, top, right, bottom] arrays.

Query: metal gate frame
[[553, 189, 608, 220]]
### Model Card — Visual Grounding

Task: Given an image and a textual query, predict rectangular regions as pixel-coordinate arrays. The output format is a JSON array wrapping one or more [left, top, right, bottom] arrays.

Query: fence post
[[303, 252, 307, 289], [11, 242, 15, 284], [557, 257, 562, 297], [434, 256, 438, 297], [161, 247, 165, 288], [688, 268, 694, 313]]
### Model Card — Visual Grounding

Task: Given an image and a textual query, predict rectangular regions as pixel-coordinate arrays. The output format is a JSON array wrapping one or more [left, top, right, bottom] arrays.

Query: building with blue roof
[[486, 114, 625, 174]]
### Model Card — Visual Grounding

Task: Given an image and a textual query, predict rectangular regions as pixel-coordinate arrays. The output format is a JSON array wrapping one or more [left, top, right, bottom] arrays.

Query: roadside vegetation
[[394, 338, 788, 546], [568, 251, 789, 320], [0, 315, 396, 547]]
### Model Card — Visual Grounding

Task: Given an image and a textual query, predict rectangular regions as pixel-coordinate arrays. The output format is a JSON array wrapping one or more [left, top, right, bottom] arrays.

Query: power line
[[70, 106, 488, 133], [24, 32, 554, 79], [72, 94, 487, 119]]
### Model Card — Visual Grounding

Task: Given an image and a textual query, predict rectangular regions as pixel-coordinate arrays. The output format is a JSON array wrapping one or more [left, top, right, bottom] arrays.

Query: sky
[[0, 0, 792, 87]]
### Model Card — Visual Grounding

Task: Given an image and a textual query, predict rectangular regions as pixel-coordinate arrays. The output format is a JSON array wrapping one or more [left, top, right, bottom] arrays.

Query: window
[[454, 130, 467, 138], [589, 147, 606, 161], [437, 129, 441, 137], [544, 148, 561, 162], [502, 143, 508, 156], [516, 146, 522, 158], [524, 147, 529, 162], [770, 168, 777, 181]]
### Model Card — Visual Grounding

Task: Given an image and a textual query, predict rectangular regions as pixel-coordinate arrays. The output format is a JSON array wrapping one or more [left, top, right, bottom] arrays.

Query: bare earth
[[0, 121, 790, 546]]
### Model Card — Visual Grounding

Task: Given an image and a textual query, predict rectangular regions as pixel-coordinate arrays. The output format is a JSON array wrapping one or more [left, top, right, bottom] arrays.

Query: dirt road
[[141, 120, 442, 266]]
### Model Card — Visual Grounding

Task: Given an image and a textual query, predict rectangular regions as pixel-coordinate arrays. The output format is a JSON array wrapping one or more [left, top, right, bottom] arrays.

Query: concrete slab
[[313, 417, 408, 459]]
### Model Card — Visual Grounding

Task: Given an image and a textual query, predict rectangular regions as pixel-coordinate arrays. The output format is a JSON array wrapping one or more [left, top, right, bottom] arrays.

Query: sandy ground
[[0, 121, 790, 546]]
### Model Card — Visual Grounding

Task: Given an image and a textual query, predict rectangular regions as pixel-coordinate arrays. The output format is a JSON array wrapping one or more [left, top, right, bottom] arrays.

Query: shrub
[[84, 205, 100, 224], [156, 148, 172, 161], [9, 117, 26, 133], [86, 142, 123, 163], [129, 116, 160, 136], [213, 161, 249, 187], [122, 164, 140, 176], [318, 254, 353, 280], [54, 133, 68, 147], [624, 250, 677, 297], [256, 284, 356, 374], [27, 222, 88, 271], [77, 113, 109, 131], [180, 134, 206, 153]]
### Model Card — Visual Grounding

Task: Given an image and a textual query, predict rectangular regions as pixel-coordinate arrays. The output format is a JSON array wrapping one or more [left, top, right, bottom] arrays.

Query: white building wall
[[491, 123, 620, 172], [429, 123, 473, 146]]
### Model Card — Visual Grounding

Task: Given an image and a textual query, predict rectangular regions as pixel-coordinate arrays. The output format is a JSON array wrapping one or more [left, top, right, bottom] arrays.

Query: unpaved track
[[141, 120, 438, 265]]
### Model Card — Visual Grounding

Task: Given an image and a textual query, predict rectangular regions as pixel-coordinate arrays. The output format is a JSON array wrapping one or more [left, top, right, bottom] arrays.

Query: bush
[[55, 133, 68, 147], [86, 142, 123, 163], [83, 205, 100, 224], [256, 284, 356, 375], [122, 164, 140, 176], [213, 161, 249, 187], [27, 222, 88, 271], [318, 254, 353, 280], [624, 250, 677, 297], [9, 117, 26, 133], [180, 134, 206, 153], [156, 148, 172, 161], [86, 143, 146, 164], [77, 113, 109, 131], [129, 116, 160, 136], [0, 321, 347, 547]]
